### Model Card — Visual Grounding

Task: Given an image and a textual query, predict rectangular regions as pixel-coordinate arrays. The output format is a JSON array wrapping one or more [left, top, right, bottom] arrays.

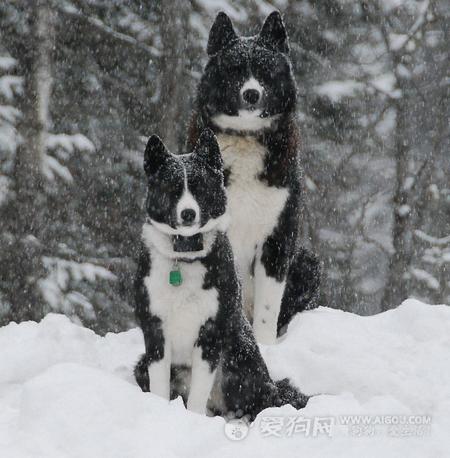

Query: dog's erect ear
[[257, 11, 289, 54], [194, 128, 223, 173], [144, 135, 169, 175], [207, 12, 237, 56]]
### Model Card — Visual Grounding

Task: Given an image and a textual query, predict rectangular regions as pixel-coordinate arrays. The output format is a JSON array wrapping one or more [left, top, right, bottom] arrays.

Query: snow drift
[[0, 299, 449, 457]]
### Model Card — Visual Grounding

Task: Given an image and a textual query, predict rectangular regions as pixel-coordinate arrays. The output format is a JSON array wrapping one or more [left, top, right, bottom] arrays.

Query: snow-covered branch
[[414, 230, 450, 246], [57, 2, 159, 58], [389, 0, 431, 52]]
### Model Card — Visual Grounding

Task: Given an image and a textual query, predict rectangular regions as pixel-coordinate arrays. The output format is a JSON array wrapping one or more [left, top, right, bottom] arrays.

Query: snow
[[1, 299, 449, 457], [0, 75, 23, 101], [388, 0, 430, 51], [389, 32, 409, 51], [0, 105, 21, 124], [0, 123, 19, 155], [380, 0, 406, 13], [196, 0, 249, 21], [46, 133, 95, 155], [0, 175, 11, 206], [42, 154, 74, 183], [0, 56, 17, 71], [397, 204, 411, 217], [42, 134, 95, 182], [370, 73, 402, 99], [410, 268, 440, 290], [314, 80, 364, 103], [415, 230, 450, 246], [38, 258, 116, 320]]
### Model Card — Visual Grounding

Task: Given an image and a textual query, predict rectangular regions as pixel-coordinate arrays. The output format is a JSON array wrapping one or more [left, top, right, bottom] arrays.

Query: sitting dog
[[134, 129, 308, 419], [187, 11, 321, 344]]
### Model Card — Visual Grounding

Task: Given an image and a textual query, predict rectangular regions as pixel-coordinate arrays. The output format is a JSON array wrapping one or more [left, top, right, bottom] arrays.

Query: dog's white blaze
[[253, 258, 286, 344], [212, 110, 277, 131], [144, 250, 219, 367], [217, 134, 289, 324], [187, 347, 217, 415], [148, 352, 171, 400], [240, 76, 264, 98], [176, 165, 200, 226]]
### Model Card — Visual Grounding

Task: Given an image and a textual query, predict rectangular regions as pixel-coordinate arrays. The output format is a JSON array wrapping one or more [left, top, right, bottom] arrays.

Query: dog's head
[[143, 129, 227, 237], [198, 11, 296, 133]]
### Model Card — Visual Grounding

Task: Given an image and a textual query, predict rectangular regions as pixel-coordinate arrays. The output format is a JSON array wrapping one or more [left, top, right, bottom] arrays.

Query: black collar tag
[[172, 233, 204, 253]]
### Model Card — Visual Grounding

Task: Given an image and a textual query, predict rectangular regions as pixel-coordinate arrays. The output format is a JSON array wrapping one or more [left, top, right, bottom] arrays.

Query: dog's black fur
[[134, 130, 308, 420], [187, 11, 321, 339]]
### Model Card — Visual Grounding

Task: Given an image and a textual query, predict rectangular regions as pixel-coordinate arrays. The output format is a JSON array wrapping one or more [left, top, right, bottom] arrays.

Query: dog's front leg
[[148, 340, 171, 400], [253, 245, 288, 345], [187, 346, 217, 415]]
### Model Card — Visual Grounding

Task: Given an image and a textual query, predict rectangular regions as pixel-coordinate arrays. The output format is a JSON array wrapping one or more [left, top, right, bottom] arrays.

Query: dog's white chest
[[144, 253, 218, 365], [217, 134, 288, 314]]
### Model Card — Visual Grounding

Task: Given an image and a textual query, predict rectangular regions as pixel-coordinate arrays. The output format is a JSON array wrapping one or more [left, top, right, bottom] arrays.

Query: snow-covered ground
[[1, 299, 449, 458]]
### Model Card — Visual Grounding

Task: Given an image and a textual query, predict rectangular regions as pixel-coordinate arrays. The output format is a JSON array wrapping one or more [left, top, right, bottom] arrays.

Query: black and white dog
[[187, 11, 320, 344], [134, 129, 308, 419]]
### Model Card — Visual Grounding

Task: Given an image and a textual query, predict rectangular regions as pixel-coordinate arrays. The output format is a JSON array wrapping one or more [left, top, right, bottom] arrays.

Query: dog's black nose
[[242, 88, 260, 105], [180, 208, 196, 225]]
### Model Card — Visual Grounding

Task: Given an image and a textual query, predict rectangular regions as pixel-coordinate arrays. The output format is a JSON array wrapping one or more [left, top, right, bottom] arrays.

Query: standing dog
[[188, 11, 320, 344], [134, 129, 308, 419]]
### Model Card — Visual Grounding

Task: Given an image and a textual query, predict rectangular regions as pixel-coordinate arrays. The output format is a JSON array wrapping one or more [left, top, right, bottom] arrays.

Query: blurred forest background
[[0, 0, 448, 333]]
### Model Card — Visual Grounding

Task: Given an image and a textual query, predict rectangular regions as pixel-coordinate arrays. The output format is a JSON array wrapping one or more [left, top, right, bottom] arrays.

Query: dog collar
[[169, 234, 205, 286], [143, 218, 211, 286], [172, 233, 204, 253]]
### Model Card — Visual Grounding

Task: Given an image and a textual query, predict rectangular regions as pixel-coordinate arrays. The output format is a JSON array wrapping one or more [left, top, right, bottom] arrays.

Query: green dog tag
[[169, 268, 182, 286]]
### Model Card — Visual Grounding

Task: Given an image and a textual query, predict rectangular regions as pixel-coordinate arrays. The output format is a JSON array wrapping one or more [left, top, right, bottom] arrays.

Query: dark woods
[[0, 1, 448, 332]]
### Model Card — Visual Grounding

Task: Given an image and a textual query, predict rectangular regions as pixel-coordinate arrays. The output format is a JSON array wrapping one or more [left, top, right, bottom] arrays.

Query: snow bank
[[0, 299, 449, 457]]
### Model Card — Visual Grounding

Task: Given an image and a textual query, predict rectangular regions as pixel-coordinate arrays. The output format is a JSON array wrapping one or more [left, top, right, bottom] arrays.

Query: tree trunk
[[381, 96, 412, 310], [156, 0, 190, 151], [6, 0, 55, 322]]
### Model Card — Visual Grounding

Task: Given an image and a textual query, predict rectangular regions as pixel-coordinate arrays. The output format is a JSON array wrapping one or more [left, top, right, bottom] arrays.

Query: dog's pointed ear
[[144, 135, 169, 175], [194, 129, 223, 173], [257, 11, 289, 54], [207, 12, 237, 56]]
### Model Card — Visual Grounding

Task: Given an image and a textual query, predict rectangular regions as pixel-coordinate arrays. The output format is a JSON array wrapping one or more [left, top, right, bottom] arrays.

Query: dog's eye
[[229, 61, 244, 72], [148, 175, 170, 192], [255, 62, 286, 82], [270, 66, 285, 78], [219, 55, 245, 73]]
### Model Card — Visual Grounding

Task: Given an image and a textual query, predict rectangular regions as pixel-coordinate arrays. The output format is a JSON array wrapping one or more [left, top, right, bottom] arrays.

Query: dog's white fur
[[143, 229, 219, 414], [217, 133, 288, 344], [253, 256, 286, 344], [176, 166, 200, 226], [148, 348, 170, 399], [147, 212, 229, 238], [212, 77, 279, 132], [212, 110, 277, 131], [240, 76, 264, 98], [187, 347, 217, 414], [142, 218, 228, 260]]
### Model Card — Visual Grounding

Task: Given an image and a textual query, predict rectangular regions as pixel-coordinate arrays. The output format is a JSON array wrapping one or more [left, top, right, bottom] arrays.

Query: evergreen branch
[[56, 1, 159, 58]]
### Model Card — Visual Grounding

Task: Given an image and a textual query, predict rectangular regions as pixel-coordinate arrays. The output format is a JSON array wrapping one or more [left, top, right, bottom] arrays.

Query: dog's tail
[[278, 248, 321, 335], [134, 353, 150, 392], [274, 378, 310, 410]]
